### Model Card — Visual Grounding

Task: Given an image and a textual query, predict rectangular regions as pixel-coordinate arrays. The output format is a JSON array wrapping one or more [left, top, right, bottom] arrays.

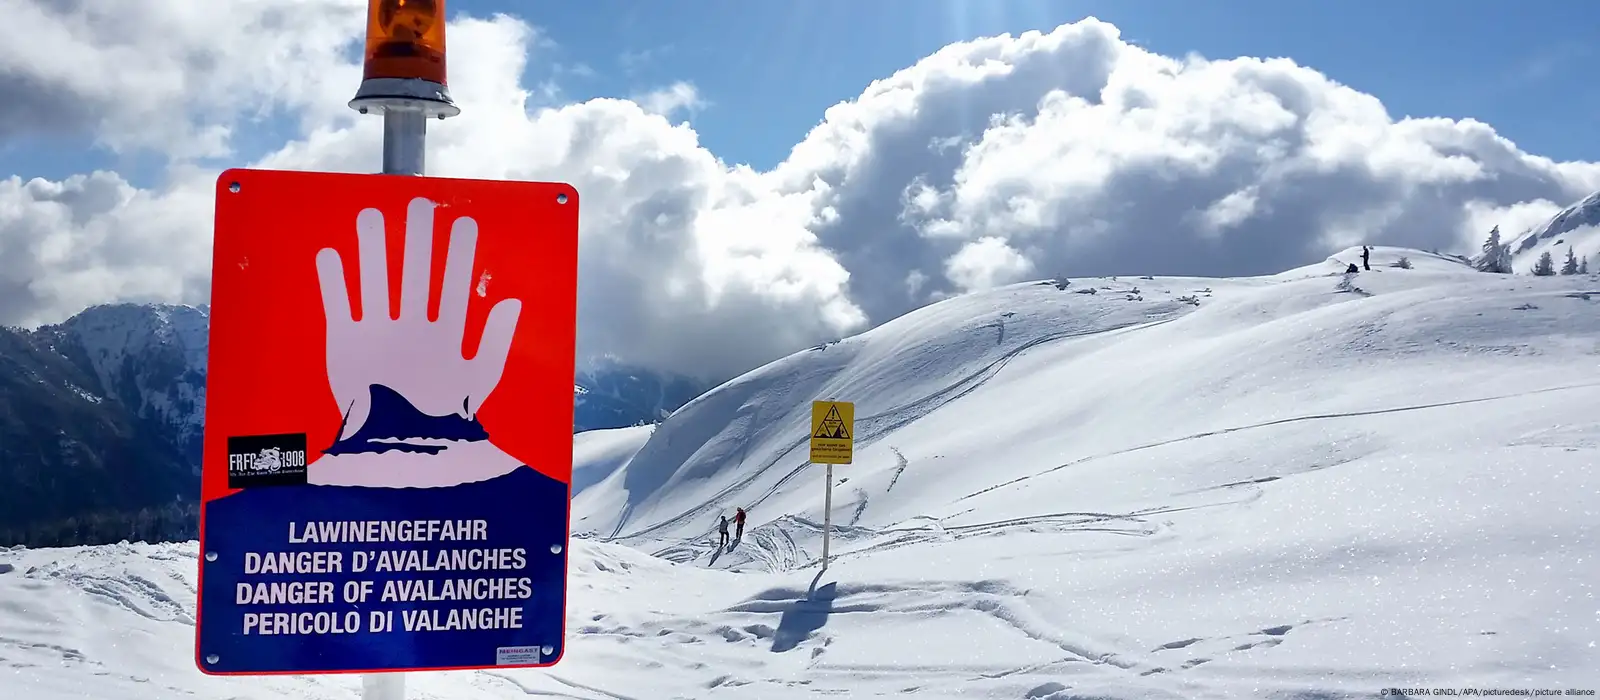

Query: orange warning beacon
[[362, 0, 448, 85], [349, 0, 459, 120]]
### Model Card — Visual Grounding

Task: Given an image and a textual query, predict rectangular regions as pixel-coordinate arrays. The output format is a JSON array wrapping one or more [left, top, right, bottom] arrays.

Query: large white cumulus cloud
[[5, 3, 1600, 382], [766, 21, 1600, 322], [3, 0, 364, 156]]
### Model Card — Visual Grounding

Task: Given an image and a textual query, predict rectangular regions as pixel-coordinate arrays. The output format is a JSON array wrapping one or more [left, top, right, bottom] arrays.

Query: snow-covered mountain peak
[[572, 358, 706, 432], [58, 302, 210, 363], [1504, 189, 1600, 272], [1511, 189, 1600, 249], [41, 303, 210, 467]]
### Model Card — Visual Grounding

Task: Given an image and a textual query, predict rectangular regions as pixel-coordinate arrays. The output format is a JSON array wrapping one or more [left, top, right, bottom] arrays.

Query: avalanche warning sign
[[196, 168, 579, 676], [809, 401, 854, 464]]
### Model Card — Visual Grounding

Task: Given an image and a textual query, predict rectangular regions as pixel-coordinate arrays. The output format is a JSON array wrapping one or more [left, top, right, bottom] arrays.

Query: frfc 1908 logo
[[226, 433, 309, 488]]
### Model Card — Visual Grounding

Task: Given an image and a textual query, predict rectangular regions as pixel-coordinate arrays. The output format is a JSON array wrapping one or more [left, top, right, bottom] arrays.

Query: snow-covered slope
[[1505, 189, 1600, 273], [9, 246, 1599, 699], [571, 425, 655, 496], [1273, 244, 1475, 277], [575, 246, 1487, 547]]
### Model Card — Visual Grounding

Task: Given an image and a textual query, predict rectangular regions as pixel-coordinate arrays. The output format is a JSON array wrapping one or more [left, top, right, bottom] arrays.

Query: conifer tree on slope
[[1533, 250, 1556, 276], [1562, 247, 1581, 275], [1582, 256, 1591, 275], [1475, 226, 1512, 273]]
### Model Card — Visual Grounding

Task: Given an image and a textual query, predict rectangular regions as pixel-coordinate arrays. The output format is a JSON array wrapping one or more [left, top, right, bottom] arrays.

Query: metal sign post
[[822, 463, 834, 568], [808, 401, 855, 570], [350, 3, 458, 697]]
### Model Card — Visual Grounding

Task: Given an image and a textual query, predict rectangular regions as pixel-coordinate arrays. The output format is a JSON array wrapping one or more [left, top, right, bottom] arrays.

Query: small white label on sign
[[496, 645, 542, 665]]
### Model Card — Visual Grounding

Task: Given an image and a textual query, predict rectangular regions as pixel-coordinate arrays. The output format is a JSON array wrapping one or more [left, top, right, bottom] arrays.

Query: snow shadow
[[770, 573, 836, 653]]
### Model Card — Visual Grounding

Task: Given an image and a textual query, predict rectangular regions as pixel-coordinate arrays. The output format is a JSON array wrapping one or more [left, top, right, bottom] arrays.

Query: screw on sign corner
[[205, 551, 217, 561], [556, 193, 568, 204], [229, 182, 241, 193]]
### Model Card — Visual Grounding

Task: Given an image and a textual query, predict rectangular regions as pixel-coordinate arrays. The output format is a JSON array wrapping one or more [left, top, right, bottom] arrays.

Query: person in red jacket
[[734, 507, 747, 540]]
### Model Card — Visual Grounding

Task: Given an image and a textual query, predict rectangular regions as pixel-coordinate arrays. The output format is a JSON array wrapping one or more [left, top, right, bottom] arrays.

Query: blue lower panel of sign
[[198, 467, 569, 673]]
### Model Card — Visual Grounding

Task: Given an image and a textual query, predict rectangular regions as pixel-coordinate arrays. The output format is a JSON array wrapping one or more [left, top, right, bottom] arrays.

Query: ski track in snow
[[885, 447, 909, 492]]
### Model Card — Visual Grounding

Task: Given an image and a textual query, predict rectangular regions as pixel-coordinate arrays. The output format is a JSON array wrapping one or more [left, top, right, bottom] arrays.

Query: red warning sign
[[196, 169, 578, 675]]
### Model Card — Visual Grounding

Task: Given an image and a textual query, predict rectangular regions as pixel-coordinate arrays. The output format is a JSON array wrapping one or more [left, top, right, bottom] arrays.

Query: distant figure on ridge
[[718, 515, 730, 548], [1361, 246, 1371, 271], [734, 507, 747, 540]]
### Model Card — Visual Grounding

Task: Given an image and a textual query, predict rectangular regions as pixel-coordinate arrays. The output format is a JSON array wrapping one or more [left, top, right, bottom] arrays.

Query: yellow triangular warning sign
[[813, 404, 850, 439]]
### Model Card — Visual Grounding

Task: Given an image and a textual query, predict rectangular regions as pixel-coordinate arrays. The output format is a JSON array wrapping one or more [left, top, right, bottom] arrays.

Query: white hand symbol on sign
[[308, 197, 526, 488], [315, 197, 522, 438]]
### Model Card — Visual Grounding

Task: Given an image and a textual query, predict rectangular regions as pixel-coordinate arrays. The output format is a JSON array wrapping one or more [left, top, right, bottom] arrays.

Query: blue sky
[[7, 0, 1597, 187]]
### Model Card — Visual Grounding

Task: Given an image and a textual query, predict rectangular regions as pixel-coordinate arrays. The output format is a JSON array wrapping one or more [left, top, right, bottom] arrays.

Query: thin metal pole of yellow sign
[[822, 462, 833, 570]]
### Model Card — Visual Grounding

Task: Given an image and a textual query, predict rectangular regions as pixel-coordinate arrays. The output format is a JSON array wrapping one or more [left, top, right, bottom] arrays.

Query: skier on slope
[[717, 515, 730, 548], [1362, 245, 1372, 271], [734, 507, 747, 540]]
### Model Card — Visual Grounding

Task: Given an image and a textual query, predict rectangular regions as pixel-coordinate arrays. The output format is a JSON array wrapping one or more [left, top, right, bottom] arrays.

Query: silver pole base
[[349, 78, 460, 119], [349, 78, 458, 176]]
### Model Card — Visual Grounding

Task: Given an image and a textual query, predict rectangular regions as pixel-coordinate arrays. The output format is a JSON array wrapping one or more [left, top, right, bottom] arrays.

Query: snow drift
[[571, 425, 654, 496]]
